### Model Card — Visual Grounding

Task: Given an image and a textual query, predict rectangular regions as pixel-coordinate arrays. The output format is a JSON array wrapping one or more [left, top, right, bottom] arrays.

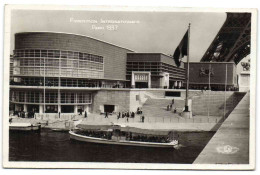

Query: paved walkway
[[80, 113, 223, 131], [10, 112, 223, 131], [193, 92, 250, 164]]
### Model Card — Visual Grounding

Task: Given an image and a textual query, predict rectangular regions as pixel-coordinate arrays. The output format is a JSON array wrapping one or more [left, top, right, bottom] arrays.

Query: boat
[[9, 122, 41, 131], [69, 124, 178, 148]]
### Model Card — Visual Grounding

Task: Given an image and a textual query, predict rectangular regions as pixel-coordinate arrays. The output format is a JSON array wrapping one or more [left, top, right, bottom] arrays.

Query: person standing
[[142, 116, 145, 123], [85, 111, 87, 118], [80, 109, 82, 115], [59, 111, 61, 119], [105, 112, 108, 118], [172, 98, 175, 105]]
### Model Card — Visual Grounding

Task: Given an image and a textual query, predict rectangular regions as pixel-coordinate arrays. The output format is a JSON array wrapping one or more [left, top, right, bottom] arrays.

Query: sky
[[10, 10, 250, 72], [10, 10, 227, 62]]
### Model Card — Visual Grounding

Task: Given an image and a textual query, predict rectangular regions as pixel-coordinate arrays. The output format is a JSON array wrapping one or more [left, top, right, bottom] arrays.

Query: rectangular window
[[61, 51, 68, 58], [54, 50, 60, 58], [41, 50, 47, 57], [35, 50, 40, 57], [47, 50, 54, 58]]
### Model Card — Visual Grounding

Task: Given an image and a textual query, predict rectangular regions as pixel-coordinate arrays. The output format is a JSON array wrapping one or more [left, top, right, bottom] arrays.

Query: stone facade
[[92, 90, 131, 113]]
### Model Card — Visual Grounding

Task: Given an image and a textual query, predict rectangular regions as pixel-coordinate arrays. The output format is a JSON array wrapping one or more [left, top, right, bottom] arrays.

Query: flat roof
[[16, 31, 135, 52], [186, 62, 236, 64], [127, 52, 172, 58]]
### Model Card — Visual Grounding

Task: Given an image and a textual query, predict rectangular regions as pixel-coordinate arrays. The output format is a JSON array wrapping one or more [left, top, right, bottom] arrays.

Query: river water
[[9, 129, 215, 163]]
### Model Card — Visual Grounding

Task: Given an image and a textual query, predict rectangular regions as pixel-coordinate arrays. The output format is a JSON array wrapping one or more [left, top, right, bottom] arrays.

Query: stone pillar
[[39, 105, 43, 114], [23, 104, 27, 112], [131, 72, 135, 88], [174, 81, 178, 89], [178, 81, 182, 88], [74, 105, 78, 114], [148, 72, 151, 88], [84, 105, 89, 113], [239, 71, 250, 92], [58, 105, 61, 113]]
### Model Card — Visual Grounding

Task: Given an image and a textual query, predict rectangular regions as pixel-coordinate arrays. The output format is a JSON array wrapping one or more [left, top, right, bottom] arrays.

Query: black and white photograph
[[2, 5, 257, 170]]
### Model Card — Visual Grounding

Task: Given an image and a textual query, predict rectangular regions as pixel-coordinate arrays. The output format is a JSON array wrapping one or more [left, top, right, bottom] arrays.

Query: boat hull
[[69, 131, 177, 148], [9, 125, 41, 131]]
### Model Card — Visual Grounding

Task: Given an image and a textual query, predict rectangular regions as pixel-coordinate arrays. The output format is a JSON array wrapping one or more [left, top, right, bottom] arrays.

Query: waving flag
[[173, 30, 188, 67]]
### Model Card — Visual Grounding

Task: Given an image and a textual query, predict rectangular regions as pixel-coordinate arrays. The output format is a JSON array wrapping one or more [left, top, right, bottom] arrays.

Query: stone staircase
[[142, 97, 185, 118]]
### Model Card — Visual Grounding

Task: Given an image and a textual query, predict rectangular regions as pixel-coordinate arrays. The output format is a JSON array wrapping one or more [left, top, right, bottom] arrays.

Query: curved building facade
[[10, 32, 133, 114]]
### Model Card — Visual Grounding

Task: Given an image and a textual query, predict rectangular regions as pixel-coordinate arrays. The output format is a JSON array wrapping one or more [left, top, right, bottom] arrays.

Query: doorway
[[61, 105, 74, 113], [135, 82, 148, 88], [104, 105, 115, 113], [28, 105, 39, 113]]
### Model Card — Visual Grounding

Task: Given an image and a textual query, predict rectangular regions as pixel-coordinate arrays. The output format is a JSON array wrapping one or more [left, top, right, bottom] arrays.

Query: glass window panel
[[61, 51, 68, 58], [41, 50, 47, 57], [54, 50, 60, 58]]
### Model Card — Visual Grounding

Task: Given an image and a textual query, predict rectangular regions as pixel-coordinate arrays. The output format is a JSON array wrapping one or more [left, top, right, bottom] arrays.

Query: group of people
[[76, 130, 112, 140], [117, 111, 135, 120], [129, 134, 170, 143], [13, 110, 36, 118], [75, 129, 170, 143], [136, 107, 143, 114], [101, 107, 145, 123], [78, 109, 88, 118]]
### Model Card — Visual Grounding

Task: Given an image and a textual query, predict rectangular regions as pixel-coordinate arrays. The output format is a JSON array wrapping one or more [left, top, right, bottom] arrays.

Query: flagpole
[[224, 64, 227, 120], [185, 23, 190, 112], [207, 64, 211, 118]]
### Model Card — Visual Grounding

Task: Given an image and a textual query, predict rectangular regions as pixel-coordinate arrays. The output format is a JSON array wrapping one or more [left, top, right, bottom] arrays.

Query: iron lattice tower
[[200, 13, 251, 64]]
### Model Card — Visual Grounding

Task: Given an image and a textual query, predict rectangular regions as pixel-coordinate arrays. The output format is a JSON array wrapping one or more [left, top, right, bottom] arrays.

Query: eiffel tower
[[200, 13, 251, 64]]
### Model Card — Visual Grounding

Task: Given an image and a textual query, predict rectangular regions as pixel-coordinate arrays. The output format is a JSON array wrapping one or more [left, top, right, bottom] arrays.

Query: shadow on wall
[[192, 91, 246, 117], [219, 92, 246, 119]]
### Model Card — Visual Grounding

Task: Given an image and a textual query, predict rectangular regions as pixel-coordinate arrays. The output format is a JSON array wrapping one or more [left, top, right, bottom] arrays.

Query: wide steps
[[142, 98, 185, 118]]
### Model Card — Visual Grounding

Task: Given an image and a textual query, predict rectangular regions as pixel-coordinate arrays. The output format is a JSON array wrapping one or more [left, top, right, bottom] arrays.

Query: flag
[[173, 30, 188, 67]]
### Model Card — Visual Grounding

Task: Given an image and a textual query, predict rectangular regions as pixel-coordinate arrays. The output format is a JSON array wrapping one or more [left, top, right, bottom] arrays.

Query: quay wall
[[91, 89, 245, 117]]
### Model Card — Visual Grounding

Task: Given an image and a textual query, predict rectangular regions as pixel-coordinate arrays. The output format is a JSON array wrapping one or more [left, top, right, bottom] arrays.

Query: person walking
[[59, 111, 61, 119], [172, 98, 175, 105], [80, 109, 82, 115], [85, 111, 87, 118], [105, 112, 108, 118]]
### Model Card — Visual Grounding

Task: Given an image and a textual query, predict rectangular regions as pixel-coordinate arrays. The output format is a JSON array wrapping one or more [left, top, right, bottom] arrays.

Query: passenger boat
[[9, 122, 41, 131], [69, 123, 178, 148]]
